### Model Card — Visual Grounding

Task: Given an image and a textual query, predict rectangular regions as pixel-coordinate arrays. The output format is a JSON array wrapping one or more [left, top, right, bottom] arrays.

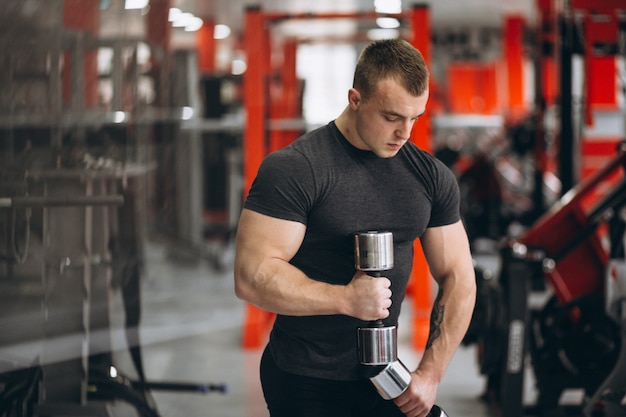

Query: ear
[[348, 88, 361, 110]]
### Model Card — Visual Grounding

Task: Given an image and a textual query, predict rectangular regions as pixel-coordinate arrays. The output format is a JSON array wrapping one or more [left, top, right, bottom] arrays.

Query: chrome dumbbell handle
[[355, 231, 397, 365], [428, 405, 448, 417], [369, 360, 448, 417]]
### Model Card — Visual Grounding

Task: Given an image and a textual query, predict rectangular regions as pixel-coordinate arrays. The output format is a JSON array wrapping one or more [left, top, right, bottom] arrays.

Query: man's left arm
[[394, 219, 476, 417]]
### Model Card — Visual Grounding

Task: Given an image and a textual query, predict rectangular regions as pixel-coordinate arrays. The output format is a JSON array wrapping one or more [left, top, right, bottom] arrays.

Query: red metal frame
[[196, 18, 216, 74], [269, 40, 301, 152], [519, 144, 626, 304], [241, 6, 273, 349], [505, 15, 526, 114], [537, 0, 558, 105], [407, 4, 433, 351], [571, 0, 624, 124]]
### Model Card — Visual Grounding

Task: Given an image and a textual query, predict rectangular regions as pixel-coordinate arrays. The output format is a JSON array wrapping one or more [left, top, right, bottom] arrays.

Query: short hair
[[353, 38, 429, 100]]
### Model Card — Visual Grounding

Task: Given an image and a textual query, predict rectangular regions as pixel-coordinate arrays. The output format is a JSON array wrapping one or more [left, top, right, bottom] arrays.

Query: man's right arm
[[233, 208, 391, 320]]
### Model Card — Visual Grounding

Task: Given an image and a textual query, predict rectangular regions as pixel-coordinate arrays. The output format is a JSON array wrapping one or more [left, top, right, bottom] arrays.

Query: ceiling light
[[168, 8, 181, 22], [214, 24, 231, 40], [231, 58, 247, 75], [136, 42, 151, 66], [172, 12, 194, 28], [374, 0, 401, 14], [125, 0, 149, 10], [185, 16, 204, 32], [367, 28, 400, 41], [113, 111, 127, 123], [376, 17, 400, 29], [181, 107, 194, 120]]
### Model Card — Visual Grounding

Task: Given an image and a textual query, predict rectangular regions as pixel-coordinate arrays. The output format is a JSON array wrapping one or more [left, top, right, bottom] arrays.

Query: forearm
[[234, 255, 349, 316], [414, 221, 477, 382], [416, 274, 476, 383]]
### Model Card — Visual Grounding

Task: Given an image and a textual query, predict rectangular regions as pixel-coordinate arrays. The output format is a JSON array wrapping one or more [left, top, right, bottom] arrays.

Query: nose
[[396, 120, 413, 140]]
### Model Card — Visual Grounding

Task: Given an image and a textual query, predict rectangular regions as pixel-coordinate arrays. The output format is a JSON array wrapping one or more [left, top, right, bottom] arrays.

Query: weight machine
[[465, 0, 626, 413], [473, 141, 626, 417], [0, 2, 227, 414]]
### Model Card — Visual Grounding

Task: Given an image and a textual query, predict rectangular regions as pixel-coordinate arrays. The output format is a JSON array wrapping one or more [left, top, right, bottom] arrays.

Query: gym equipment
[[353, 232, 449, 417], [0, 177, 227, 417], [369, 361, 449, 416], [467, 142, 626, 417], [369, 359, 412, 399], [429, 405, 449, 417], [354, 231, 396, 365]]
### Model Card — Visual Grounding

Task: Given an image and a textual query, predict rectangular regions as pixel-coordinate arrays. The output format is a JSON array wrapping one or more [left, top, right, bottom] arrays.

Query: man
[[234, 38, 476, 417]]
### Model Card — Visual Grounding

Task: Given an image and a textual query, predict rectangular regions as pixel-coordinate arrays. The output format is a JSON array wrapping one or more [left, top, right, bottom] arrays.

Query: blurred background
[[0, 1, 625, 416]]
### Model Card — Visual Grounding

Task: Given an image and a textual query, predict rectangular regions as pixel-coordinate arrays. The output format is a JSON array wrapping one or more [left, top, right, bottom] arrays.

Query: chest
[[307, 157, 432, 244]]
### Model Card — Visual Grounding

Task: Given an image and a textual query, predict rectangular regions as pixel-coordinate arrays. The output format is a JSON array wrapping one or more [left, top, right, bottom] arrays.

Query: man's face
[[350, 78, 429, 158]]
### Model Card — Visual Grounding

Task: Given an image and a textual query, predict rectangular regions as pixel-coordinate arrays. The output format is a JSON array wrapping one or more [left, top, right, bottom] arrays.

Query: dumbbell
[[428, 405, 449, 417], [369, 360, 450, 417], [354, 232, 450, 417], [354, 231, 396, 365]]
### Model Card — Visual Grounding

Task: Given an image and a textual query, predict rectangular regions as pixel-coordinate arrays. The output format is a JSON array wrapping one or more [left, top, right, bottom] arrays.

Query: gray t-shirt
[[244, 121, 460, 380]]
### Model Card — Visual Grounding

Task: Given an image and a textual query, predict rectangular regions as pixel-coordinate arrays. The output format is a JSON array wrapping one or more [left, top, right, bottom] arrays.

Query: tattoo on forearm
[[426, 289, 445, 350]]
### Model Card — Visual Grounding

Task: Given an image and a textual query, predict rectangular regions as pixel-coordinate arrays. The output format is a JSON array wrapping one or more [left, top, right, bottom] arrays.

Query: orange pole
[[537, 0, 558, 106], [504, 15, 526, 116], [243, 5, 269, 197], [63, 0, 99, 108], [270, 40, 300, 152], [282, 40, 302, 147], [409, 4, 431, 153], [408, 3, 433, 351], [197, 18, 216, 75], [581, 8, 619, 119], [242, 6, 275, 349], [264, 10, 408, 22]]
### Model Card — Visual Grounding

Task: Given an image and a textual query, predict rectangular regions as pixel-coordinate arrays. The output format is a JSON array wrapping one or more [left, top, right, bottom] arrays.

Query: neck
[[334, 107, 358, 146]]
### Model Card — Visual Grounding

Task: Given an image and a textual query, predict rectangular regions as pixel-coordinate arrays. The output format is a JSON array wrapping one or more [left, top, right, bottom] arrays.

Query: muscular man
[[234, 38, 476, 417]]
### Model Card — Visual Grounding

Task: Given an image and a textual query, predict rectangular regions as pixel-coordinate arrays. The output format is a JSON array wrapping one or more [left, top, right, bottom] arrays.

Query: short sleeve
[[243, 149, 315, 225], [428, 161, 461, 228]]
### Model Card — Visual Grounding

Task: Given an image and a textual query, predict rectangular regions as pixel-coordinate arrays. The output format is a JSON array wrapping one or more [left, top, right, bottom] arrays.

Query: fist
[[346, 272, 392, 321]]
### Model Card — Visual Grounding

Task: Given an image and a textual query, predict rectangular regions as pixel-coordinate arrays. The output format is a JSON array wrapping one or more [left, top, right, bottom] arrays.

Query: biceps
[[421, 221, 471, 281], [236, 209, 306, 263]]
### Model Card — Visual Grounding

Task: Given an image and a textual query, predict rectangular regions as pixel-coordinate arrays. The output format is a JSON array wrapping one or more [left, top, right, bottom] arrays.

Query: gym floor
[[0, 240, 504, 417], [105, 242, 501, 417]]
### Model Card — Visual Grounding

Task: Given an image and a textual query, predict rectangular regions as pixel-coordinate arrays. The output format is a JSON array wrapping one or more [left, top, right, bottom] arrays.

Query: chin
[[377, 150, 399, 159]]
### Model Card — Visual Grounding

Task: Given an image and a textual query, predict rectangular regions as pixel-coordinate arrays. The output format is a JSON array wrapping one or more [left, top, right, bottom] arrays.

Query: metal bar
[[70, 33, 85, 111], [556, 141, 626, 210], [0, 195, 124, 208], [112, 40, 123, 111], [263, 10, 410, 23], [242, 5, 269, 200], [132, 380, 227, 394], [499, 254, 531, 417], [505, 16, 525, 110], [241, 5, 274, 350], [559, 9, 576, 195]]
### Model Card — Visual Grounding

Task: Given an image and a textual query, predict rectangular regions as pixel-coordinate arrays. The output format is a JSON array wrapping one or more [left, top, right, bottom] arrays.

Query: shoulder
[[288, 123, 339, 155], [401, 141, 455, 179], [260, 123, 341, 174]]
